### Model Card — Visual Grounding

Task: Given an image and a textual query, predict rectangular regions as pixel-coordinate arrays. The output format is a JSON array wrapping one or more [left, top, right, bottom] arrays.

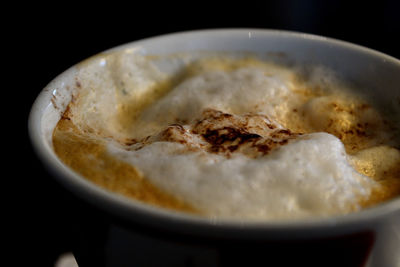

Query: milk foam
[[66, 52, 388, 220], [108, 131, 373, 220], [133, 64, 298, 140]]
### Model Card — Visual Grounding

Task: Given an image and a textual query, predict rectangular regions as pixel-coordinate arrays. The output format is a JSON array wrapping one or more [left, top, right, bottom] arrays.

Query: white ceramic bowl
[[29, 29, 400, 266]]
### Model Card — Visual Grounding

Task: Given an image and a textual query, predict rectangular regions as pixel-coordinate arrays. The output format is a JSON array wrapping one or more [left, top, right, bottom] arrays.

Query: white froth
[[70, 52, 167, 141], [69, 52, 381, 220], [133, 65, 297, 139], [108, 132, 373, 220]]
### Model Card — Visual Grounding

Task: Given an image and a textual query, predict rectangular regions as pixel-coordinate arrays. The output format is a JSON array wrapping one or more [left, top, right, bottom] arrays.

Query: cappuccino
[[52, 51, 400, 221]]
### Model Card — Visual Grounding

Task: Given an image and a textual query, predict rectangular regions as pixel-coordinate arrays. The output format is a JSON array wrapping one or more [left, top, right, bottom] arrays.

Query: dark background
[[15, 1, 400, 266]]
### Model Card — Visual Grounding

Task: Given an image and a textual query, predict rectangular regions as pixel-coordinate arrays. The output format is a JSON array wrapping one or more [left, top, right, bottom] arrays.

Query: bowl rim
[[28, 28, 400, 240]]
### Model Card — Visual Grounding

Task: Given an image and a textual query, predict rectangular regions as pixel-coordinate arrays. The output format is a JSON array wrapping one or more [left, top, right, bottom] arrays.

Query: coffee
[[52, 51, 400, 220]]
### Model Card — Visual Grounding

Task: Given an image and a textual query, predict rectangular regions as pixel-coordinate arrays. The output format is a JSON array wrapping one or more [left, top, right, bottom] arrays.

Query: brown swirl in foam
[[190, 109, 302, 158], [128, 109, 303, 159]]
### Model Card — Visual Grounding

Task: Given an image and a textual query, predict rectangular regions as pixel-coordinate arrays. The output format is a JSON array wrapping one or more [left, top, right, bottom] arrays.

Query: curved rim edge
[[28, 28, 400, 239]]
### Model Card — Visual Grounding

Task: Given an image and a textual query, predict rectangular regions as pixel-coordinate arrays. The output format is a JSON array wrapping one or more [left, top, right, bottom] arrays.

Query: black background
[[13, 1, 400, 266]]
